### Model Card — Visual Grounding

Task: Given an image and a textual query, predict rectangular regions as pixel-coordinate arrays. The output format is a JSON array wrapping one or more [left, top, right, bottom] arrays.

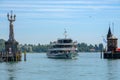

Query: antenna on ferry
[[64, 29, 67, 39]]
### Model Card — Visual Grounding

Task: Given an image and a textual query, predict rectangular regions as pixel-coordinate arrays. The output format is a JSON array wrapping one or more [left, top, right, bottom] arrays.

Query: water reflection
[[1, 53, 120, 80], [5, 62, 19, 80], [106, 60, 120, 80]]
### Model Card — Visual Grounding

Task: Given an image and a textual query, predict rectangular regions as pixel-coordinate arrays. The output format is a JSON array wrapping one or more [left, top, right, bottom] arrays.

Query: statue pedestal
[[5, 40, 18, 52], [4, 40, 21, 61]]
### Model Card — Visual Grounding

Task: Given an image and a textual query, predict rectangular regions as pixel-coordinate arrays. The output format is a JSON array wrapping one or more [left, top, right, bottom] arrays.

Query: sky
[[0, 0, 120, 46]]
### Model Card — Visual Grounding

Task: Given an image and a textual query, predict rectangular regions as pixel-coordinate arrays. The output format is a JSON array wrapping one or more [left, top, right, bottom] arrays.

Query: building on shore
[[104, 27, 120, 59]]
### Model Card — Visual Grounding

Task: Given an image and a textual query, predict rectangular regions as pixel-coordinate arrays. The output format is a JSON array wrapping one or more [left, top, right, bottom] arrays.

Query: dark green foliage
[[19, 43, 50, 53], [21, 42, 103, 53], [78, 43, 103, 52], [0, 39, 104, 53], [95, 44, 99, 51], [0, 39, 5, 51], [98, 43, 104, 51], [78, 43, 89, 52]]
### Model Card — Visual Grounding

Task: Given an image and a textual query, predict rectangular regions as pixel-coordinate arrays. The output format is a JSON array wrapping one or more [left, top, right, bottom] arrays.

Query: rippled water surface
[[0, 53, 120, 80]]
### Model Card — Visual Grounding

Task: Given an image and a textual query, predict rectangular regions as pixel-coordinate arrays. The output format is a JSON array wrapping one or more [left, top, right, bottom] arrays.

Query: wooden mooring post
[[24, 51, 26, 61], [100, 50, 103, 59]]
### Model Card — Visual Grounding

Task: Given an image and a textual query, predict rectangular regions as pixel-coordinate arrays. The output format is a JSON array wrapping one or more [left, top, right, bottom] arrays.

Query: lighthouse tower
[[107, 27, 118, 52], [104, 26, 120, 59]]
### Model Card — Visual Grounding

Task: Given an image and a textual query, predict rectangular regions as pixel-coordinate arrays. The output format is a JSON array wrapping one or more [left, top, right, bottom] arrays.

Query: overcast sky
[[0, 0, 120, 46]]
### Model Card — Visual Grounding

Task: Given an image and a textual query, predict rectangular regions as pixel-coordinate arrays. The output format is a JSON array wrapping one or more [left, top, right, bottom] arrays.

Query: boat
[[47, 30, 78, 59]]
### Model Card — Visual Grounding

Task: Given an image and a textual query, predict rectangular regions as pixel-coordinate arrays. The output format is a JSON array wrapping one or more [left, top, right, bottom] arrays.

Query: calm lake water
[[0, 53, 120, 80]]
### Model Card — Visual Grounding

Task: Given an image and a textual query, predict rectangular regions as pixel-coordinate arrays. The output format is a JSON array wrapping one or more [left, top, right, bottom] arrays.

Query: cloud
[[0, 0, 120, 11], [1, 0, 120, 19], [1, 0, 120, 4], [1, 3, 120, 10]]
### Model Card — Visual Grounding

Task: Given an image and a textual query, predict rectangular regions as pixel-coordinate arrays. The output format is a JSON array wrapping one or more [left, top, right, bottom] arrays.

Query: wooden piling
[[100, 50, 103, 59], [16, 53, 17, 61], [24, 51, 26, 61], [7, 52, 8, 62]]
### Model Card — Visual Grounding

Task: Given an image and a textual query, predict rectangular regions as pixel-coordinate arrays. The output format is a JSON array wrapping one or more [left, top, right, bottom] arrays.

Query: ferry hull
[[47, 52, 77, 59]]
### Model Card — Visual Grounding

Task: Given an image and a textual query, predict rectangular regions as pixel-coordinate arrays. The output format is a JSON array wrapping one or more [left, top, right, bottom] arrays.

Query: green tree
[[0, 39, 5, 51]]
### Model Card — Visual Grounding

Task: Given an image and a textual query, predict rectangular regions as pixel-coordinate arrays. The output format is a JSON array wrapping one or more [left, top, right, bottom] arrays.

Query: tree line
[[0, 39, 103, 53]]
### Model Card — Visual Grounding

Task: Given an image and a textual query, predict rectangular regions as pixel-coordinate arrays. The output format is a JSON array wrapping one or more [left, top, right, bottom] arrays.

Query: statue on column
[[7, 11, 16, 42], [0, 10, 22, 62], [5, 10, 18, 52]]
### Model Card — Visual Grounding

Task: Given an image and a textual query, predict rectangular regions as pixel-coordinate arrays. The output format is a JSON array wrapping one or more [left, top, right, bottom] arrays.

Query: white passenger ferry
[[47, 30, 78, 59]]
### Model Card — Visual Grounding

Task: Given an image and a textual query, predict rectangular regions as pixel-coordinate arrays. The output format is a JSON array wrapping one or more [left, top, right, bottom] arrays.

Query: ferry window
[[63, 40, 72, 43], [58, 40, 63, 43]]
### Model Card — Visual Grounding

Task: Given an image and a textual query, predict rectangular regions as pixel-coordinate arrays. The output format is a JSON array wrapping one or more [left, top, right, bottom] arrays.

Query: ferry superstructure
[[47, 30, 78, 59]]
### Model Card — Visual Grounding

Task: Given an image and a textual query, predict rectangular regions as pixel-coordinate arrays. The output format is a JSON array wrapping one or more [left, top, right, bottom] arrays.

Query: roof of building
[[107, 27, 112, 38], [108, 35, 118, 39]]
